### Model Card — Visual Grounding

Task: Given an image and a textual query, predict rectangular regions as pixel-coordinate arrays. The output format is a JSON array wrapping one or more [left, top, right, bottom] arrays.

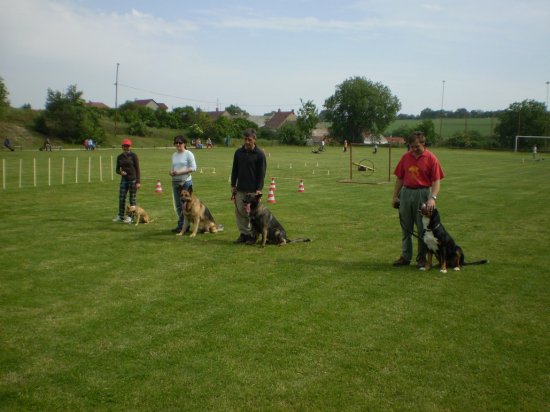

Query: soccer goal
[[514, 135, 550, 152]]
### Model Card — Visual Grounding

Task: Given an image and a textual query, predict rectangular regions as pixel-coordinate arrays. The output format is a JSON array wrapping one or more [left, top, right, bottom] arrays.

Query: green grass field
[[1, 145, 548, 410]]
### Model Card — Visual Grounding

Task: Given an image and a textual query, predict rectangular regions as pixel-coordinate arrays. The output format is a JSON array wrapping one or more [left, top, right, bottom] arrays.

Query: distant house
[[311, 123, 330, 144], [263, 109, 297, 130], [248, 115, 269, 128], [86, 101, 109, 109], [205, 109, 231, 121], [134, 99, 168, 111]]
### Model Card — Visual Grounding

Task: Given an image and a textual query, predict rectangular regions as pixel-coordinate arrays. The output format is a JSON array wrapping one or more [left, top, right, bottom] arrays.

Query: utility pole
[[545, 81, 549, 136], [114, 63, 120, 137], [439, 80, 446, 139]]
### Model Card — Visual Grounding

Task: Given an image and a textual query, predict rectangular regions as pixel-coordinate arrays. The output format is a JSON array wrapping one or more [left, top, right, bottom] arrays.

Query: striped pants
[[118, 179, 137, 218]]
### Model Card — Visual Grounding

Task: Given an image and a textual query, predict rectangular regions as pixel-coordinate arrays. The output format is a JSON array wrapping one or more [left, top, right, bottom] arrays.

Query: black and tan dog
[[419, 203, 487, 273], [126, 204, 151, 226], [242, 193, 310, 247], [178, 187, 223, 237]]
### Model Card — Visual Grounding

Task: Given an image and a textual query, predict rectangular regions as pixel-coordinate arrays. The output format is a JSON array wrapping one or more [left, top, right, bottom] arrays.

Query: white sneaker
[[112, 216, 124, 222], [123, 216, 132, 223]]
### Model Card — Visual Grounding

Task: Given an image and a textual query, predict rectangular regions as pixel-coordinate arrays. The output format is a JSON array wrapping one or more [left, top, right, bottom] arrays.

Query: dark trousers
[[118, 179, 137, 218]]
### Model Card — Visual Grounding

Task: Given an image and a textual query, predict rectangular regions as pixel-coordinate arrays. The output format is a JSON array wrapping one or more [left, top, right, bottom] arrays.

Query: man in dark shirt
[[231, 128, 266, 244]]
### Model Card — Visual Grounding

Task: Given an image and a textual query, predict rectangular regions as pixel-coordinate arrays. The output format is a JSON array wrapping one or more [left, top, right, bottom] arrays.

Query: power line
[[117, 82, 299, 109], [118, 83, 217, 105]]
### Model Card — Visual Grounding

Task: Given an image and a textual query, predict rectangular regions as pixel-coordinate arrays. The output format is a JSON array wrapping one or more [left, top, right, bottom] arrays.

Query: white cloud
[[1, 0, 549, 114]]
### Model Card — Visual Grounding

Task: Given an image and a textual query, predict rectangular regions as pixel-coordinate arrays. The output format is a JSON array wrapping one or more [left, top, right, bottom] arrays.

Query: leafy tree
[[388, 119, 436, 146], [204, 116, 235, 144], [278, 123, 305, 145], [417, 119, 437, 146], [186, 124, 204, 142], [127, 119, 148, 136], [258, 128, 277, 140], [173, 106, 197, 129], [324, 76, 401, 143], [225, 104, 249, 117], [296, 99, 319, 141], [231, 117, 260, 139], [420, 108, 438, 119], [37, 84, 105, 144], [445, 130, 485, 149], [0, 76, 10, 119], [495, 99, 547, 148]]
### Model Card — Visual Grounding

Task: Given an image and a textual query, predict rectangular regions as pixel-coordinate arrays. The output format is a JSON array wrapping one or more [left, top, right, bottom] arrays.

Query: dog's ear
[[188, 185, 193, 195], [256, 193, 263, 200]]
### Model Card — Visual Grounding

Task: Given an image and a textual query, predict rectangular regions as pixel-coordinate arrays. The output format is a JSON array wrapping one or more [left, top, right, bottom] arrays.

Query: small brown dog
[[178, 187, 223, 237], [126, 204, 150, 226]]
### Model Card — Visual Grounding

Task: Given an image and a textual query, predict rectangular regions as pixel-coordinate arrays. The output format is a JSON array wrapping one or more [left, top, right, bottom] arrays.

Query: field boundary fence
[[2, 155, 117, 189]]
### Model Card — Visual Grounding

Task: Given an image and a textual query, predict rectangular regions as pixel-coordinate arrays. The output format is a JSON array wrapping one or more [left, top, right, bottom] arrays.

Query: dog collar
[[429, 223, 441, 231]]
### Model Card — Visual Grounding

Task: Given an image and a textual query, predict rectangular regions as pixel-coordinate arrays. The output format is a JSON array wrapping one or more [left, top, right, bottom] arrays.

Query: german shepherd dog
[[419, 203, 487, 273], [242, 193, 310, 247], [126, 204, 151, 226], [178, 187, 223, 237]]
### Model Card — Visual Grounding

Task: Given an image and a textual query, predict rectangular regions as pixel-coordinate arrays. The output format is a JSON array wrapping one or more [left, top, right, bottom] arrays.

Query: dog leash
[[397, 211, 420, 239]]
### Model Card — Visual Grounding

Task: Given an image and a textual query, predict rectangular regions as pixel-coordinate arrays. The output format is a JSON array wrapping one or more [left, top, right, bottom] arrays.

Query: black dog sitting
[[419, 204, 487, 273], [242, 193, 310, 247]]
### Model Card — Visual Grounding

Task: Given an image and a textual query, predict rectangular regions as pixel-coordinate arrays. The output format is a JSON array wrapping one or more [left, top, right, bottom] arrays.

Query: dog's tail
[[288, 237, 311, 243], [463, 259, 489, 266]]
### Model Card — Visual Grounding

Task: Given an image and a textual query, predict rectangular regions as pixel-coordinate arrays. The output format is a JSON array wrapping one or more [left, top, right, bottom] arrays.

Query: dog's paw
[[175, 231, 184, 236], [418, 267, 426, 271], [440, 269, 448, 274], [189, 233, 196, 238], [453, 267, 461, 271]]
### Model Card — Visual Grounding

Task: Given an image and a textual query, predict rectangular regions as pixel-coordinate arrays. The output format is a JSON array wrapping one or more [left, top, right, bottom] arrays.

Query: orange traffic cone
[[298, 179, 305, 193], [155, 180, 163, 193], [269, 177, 276, 191], [267, 188, 276, 204]]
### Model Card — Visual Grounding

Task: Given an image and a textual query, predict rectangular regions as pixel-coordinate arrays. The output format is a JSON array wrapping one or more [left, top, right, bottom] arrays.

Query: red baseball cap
[[121, 138, 132, 146]]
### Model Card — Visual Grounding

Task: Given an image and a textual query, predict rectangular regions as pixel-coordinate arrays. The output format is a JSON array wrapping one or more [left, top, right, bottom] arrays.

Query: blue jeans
[[172, 180, 193, 231], [118, 179, 137, 218]]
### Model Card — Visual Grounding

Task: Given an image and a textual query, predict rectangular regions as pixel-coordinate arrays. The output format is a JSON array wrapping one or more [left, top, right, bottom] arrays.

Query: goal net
[[514, 135, 550, 152]]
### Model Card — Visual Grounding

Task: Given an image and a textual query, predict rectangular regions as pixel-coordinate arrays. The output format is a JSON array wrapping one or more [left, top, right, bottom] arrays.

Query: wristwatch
[[431, 195, 437, 200]]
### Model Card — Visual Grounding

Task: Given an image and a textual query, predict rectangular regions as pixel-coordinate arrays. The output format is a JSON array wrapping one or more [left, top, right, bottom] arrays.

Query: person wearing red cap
[[113, 138, 141, 223]]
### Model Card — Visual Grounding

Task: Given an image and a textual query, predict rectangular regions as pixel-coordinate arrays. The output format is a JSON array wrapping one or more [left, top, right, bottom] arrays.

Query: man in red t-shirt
[[392, 132, 445, 267]]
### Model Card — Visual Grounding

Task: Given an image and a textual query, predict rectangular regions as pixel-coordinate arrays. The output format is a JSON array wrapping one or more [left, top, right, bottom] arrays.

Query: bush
[[127, 120, 148, 137]]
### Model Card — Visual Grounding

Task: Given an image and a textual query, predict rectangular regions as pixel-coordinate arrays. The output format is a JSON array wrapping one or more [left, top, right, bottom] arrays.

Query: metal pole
[[349, 143, 353, 182], [545, 81, 549, 136], [439, 80, 445, 139], [388, 143, 392, 182], [114, 63, 120, 137]]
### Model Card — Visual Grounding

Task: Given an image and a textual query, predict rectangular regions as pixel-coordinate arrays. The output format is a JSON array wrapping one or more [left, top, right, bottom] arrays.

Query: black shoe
[[233, 234, 248, 244], [245, 237, 257, 245], [393, 256, 411, 267], [171, 227, 182, 233]]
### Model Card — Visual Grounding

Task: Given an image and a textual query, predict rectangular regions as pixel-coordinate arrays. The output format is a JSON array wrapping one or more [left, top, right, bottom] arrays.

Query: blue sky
[[1, 0, 549, 115]]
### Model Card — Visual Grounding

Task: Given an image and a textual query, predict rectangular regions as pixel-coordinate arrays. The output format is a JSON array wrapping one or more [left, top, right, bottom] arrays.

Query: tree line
[[1, 76, 548, 150]]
